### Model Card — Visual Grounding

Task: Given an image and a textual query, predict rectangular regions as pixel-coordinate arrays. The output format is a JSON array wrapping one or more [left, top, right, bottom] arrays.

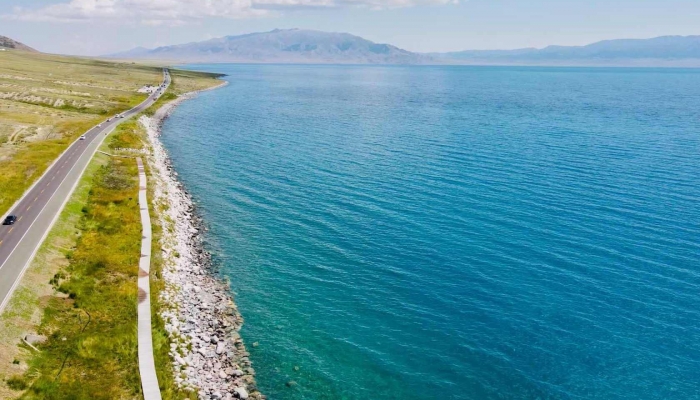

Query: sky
[[1, 0, 699, 56]]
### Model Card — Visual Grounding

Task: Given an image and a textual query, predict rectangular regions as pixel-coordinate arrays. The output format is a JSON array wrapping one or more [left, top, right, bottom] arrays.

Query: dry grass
[[0, 50, 162, 217]]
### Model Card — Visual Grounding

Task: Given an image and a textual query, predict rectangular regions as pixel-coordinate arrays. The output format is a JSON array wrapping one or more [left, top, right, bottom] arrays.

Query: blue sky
[[2, 0, 699, 55]]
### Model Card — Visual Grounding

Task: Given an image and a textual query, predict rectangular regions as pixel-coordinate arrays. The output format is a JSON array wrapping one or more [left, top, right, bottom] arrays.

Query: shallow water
[[161, 65, 700, 399]]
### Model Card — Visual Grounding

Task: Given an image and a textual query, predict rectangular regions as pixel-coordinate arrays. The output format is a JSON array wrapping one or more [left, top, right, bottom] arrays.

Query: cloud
[[8, 0, 265, 24], [6, 0, 455, 24]]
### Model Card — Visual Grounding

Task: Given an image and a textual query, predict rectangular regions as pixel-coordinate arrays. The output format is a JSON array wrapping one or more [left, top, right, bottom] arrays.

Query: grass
[[142, 68, 224, 117], [102, 111, 203, 400], [0, 49, 162, 218], [168, 69, 225, 96], [0, 66, 223, 399], [0, 151, 107, 399], [14, 153, 143, 400]]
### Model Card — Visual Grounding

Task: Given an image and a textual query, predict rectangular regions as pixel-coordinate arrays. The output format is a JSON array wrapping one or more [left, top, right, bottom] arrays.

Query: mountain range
[[4, 30, 699, 66], [436, 35, 700, 66], [105, 29, 700, 67]]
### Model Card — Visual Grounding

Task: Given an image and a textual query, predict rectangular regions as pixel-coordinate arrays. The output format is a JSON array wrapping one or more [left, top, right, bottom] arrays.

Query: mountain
[[108, 32, 700, 67], [437, 35, 700, 66], [107, 29, 428, 64], [0, 36, 38, 52]]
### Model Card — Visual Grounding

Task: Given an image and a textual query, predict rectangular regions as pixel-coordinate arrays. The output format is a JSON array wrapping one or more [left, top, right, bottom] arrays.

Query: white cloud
[[7, 0, 455, 24], [8, 0, 264, 24]]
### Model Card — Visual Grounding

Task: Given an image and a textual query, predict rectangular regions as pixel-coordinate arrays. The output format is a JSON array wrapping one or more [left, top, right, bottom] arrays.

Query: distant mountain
[[107, 29, 429, 64], [437, 35, 700, 66], [108, 32, 700, 67], [0, 36, 38, 52]]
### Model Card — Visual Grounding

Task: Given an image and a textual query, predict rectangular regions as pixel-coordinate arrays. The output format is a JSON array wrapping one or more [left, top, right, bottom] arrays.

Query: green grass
[[0, 147, 108, 399], [1, 67, 223, 399], [142, 92, 178, 117], [17, 155, 142, 400], [107, 120, 145, 150]]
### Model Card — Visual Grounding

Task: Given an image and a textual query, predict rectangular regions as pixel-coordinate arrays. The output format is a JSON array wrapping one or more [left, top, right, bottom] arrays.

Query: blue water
[[161, 65, 700, 399]]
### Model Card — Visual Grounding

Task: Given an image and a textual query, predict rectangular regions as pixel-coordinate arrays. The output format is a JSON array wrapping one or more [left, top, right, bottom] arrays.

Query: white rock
[[233, 387, 249, 399]]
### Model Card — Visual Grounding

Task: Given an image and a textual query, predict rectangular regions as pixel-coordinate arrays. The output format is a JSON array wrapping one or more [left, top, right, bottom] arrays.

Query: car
[[97, 123, 102, 127], [2, 215, 17, 225], [79, 135, 86, 140]]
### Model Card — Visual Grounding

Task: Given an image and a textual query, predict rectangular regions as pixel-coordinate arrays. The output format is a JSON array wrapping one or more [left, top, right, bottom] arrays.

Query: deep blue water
[[161, 65, 700, 399]]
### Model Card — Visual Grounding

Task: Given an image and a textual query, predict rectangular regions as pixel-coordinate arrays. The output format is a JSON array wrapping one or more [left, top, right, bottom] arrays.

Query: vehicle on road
[[97, 123, 102, 127], [2, 215, 17, 225], [79, 135, 86, 140]]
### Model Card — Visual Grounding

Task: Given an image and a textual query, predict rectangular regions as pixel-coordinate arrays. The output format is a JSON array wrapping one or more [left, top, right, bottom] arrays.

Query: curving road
[[0, 69, 170, 313]]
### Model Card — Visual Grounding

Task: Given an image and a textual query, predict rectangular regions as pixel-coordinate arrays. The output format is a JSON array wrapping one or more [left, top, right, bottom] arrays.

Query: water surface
[[161, 65, 700, 399]]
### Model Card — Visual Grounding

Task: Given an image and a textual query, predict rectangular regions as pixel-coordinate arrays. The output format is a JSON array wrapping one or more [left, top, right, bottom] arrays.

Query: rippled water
[[160, 65, 700, 399]]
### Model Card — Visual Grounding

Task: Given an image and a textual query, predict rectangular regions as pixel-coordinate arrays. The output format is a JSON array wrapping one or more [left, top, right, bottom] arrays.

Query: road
[[0, 69, 171, 312]]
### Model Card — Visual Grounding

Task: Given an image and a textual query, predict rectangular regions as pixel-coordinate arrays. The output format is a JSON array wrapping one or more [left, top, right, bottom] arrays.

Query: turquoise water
[[161, 65, 700, 399]]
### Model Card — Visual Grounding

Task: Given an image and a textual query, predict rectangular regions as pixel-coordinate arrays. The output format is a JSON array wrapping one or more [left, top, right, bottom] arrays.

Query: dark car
[[2, 215, 17, 225]]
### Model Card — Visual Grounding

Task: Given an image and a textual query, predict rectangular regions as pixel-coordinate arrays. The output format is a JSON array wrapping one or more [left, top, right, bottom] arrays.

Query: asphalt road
[[0, 69, 171, 312]]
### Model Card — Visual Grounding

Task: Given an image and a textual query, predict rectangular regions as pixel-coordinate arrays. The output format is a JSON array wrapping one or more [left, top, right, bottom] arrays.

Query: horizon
[[2, 0, 700, 56]]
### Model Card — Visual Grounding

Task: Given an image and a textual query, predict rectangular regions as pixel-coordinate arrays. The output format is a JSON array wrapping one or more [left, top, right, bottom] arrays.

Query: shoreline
[[139, 80, 263, 400]]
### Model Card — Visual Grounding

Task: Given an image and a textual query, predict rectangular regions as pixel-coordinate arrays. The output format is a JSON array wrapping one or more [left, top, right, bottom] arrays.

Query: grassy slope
[[0, 50, 161, 218], [0, 64, 223, 399]]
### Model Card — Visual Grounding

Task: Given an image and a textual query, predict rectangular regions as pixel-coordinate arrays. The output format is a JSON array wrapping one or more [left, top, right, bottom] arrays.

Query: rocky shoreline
[[139, 81, 263, 400]]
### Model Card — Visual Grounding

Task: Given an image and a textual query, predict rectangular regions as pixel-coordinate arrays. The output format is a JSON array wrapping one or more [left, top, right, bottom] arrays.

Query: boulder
[[233, 387, 249, 399]]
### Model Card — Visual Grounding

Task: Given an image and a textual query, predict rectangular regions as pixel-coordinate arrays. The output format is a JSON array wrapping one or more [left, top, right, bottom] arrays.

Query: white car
[[79, 135, 86, 140]]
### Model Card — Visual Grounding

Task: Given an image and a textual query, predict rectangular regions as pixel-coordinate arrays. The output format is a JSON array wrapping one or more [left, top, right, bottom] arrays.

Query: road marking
[[41, 189, 45, 194], [26, 206, 31, 211], [8, 228, 13, 233]]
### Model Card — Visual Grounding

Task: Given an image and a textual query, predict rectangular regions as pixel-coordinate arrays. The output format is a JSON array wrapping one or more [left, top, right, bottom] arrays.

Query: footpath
[[136, 157, 162, 400]]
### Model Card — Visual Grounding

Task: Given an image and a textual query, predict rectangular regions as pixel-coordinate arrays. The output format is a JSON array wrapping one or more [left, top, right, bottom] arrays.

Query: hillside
[[107, 29, 429, 64], [0, 35, 38, 52], [437, 35, 700, 66]]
